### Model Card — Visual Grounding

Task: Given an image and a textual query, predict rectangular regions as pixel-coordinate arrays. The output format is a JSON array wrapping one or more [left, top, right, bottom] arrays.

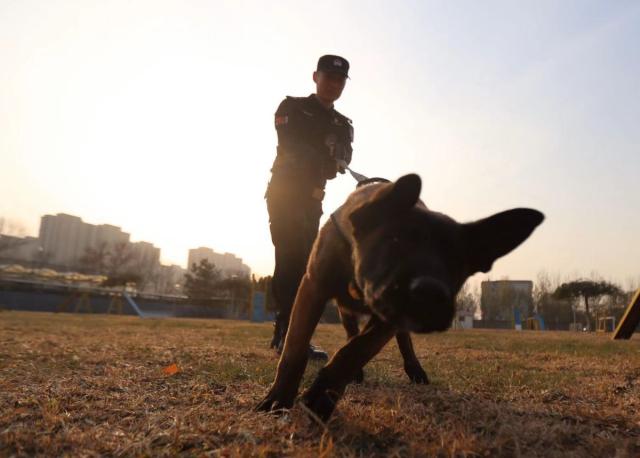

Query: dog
[[257, 173, 544, 421]]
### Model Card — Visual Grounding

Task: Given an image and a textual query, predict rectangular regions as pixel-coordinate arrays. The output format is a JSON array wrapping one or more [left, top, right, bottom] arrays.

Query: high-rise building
[[39, 213, 131, 268], [153, 264, 187, 295], [187, 247, 250, 278], [130, 241, 161, 269], [37, 213, 160, 273]]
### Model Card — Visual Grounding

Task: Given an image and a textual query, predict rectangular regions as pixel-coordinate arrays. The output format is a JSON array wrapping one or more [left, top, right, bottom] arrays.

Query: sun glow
[[2, 1, 639, 282]]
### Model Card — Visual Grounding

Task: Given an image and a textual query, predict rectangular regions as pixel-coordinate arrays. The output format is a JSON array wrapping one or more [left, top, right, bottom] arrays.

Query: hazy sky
[[1, 0, 639, 286]]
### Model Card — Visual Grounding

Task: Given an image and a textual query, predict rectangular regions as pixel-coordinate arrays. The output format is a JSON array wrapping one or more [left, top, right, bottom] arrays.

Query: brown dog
[[257, 174, 544, 421]]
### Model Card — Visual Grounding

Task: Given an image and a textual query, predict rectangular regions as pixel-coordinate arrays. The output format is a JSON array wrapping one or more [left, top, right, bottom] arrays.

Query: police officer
[[266, 55, 353, 359]]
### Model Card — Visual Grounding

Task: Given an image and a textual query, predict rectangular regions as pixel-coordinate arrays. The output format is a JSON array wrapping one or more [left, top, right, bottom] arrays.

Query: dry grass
[[2, 311, 640, 457]]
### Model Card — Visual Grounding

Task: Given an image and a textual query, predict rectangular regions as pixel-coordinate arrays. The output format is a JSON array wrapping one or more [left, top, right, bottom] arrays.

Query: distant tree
[[101, 272, 142, 288], [79, 242, 110, 274], [540, 297, 574, 330], [0, 217, 26, 237], [251, 274, 270, 292], [533, 271, 559, 313], [0, 217, 28, 254], [0, 235, 25, 255], [106, 242, 134, 277], [183, 259, 221, 304], [127, 256, 160, 292], [532, 271, 572, 329], [456, 281, 477, 316], [216, 275, 252, 316], [152, 267, 184, 295], [252, 275, 276, 312], [216, 275, 251, 299], [626, 277, 640, 294], [553, 280, 622, 331], [80, 242, 141, 287]]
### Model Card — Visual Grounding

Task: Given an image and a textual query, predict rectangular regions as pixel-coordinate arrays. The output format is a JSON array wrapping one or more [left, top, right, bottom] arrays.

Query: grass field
[[2, 311, 640, 457]]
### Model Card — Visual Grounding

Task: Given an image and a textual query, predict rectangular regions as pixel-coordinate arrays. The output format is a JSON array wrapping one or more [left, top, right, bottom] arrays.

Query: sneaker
[[308, 344, 329, 361], [275, 342, 328, 361]]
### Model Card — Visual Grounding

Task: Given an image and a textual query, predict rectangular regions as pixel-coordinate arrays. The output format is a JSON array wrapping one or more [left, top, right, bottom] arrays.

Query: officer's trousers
[[266, 180, 322, 349]]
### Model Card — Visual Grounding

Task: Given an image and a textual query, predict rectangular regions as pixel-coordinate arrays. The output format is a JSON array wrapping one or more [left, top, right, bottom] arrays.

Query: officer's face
[[314, 71, 347, 103]]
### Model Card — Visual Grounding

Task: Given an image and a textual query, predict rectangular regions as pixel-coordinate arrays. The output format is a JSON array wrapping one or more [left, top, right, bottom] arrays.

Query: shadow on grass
[[300, 380, 640, 457]]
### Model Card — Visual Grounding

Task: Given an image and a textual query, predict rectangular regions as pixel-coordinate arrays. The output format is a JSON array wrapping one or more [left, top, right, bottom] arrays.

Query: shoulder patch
[[275, 115, 288, 127]]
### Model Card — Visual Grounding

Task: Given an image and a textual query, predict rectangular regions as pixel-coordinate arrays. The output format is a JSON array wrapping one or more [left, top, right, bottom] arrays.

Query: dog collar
[[330, 211, 351, 249]]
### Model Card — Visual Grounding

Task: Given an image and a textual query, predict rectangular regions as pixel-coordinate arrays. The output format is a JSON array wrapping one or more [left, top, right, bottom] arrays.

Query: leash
[[345, 166, 390, 187], [346, 166, 368, 182], [330, 167, 390, 247]]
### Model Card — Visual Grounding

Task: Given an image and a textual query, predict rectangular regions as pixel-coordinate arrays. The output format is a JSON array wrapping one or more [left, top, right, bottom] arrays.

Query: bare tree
[[0, 217, 28, 254], [533, 271, 573, 329], [106, 242, 135, 277], [533, 271, 564, 312], [625, 277, 640, 296], [128, 258, 160, 292], [0, 217, 26, 236], [553, 279, 623, 331], [79, 242, 110, 274], [456, 281, 478, 316]]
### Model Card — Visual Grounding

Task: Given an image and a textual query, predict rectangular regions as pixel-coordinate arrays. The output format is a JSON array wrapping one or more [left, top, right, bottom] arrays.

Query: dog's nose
[[406, 277, 454, 332], [409, 277, 451, 304]]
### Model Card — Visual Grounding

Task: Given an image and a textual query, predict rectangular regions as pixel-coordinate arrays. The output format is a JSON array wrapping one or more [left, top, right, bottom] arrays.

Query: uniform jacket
[[270, 94, 353, 191]]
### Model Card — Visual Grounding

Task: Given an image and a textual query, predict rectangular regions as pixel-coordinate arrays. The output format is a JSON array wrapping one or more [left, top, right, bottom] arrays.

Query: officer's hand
[[337, 159, 348, 174]]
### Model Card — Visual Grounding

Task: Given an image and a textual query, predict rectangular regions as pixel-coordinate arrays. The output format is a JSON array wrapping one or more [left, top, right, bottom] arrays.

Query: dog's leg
[[300, 316, 395, 421], [340, 311, 361, 338], [256, 273, 330, 412], [337, 306, 364, 383], [396, 331, 429, 384]]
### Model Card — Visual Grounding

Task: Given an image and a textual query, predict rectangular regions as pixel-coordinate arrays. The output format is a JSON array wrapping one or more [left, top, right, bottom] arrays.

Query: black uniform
[[266, 94, 353, 349]]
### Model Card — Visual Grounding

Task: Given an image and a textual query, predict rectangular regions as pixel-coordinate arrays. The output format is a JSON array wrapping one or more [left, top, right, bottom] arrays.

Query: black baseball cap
[[317, 55, 350, 78]]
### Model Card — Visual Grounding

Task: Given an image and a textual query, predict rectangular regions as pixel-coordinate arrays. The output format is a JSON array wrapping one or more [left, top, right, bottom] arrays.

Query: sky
[[1, 0, 639, 287]]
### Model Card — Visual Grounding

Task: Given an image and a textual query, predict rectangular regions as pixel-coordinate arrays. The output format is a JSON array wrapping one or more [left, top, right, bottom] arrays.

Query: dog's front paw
[[255, 389, 295, 414], [404, 362, 430, 384], [300, 385, 341, 423]]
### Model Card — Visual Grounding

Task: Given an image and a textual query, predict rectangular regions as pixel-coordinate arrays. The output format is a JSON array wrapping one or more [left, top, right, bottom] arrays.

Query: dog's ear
[[463, 208, 544, 273], [350, 174, 422, 232]]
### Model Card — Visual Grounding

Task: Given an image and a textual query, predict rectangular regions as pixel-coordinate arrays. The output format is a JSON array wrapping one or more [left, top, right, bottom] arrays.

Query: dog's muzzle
[[365, 276, 455, 332], [404, 277, 455, 332]]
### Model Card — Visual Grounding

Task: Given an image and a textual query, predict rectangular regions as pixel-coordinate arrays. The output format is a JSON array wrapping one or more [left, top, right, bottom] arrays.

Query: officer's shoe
[[275, 342, 328, 361], [308, 344, 329, 361]]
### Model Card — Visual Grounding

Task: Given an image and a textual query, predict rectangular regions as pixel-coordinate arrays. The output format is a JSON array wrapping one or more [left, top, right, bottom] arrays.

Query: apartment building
[[187, 247, 250, 278]]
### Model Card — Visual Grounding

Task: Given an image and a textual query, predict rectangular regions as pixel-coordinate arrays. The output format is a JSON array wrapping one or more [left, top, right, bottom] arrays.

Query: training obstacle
[[122, 292, 171, 318], [56, 290, 92, 313], [597, 316, 616, 333], [612, 289, 640, 340], [525, 315, 546, 331]]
